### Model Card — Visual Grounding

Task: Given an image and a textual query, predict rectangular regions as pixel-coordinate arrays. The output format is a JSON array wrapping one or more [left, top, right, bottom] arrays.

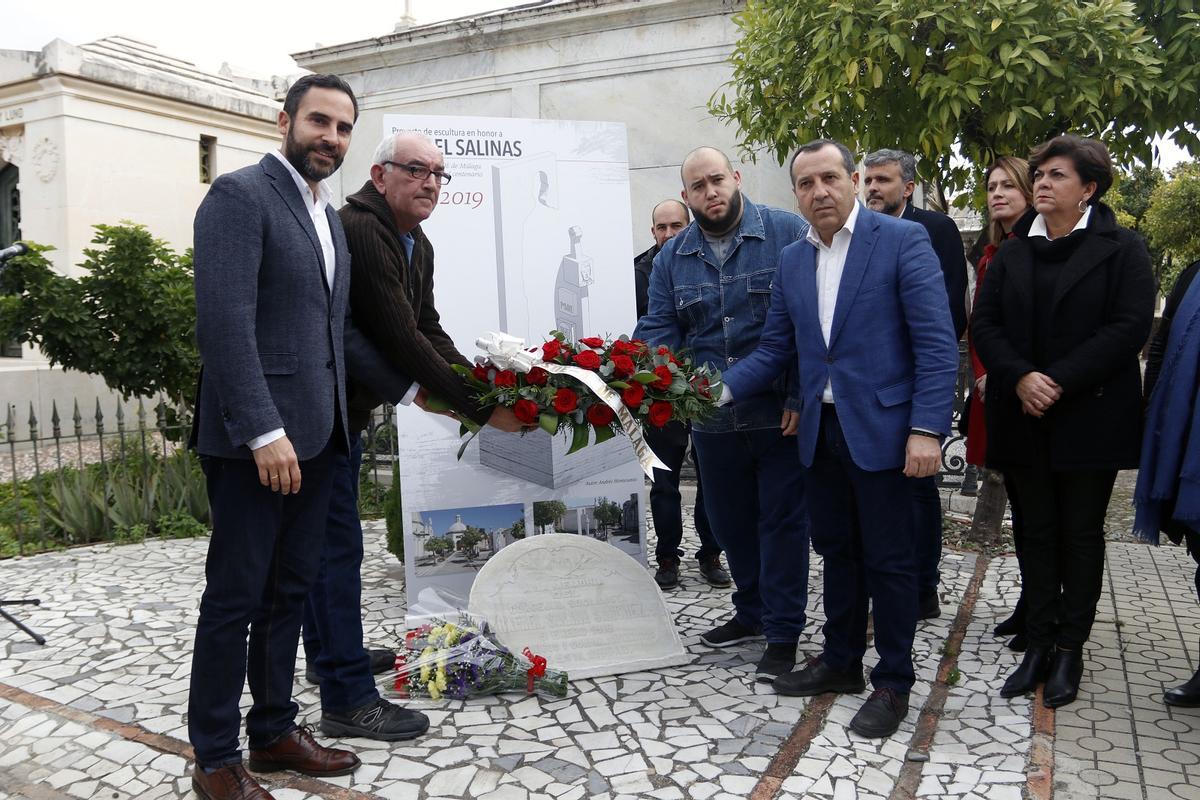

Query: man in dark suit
[[722, 140, 958, 738], [864, 148, 969, 620], [303, 131, 522, 740], [632, 199, 729, 590], [189, 75, 426, 800]]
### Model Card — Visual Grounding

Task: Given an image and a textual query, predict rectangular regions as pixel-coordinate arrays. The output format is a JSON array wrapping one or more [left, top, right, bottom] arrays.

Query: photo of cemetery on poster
[[383, 114, 647, 621]]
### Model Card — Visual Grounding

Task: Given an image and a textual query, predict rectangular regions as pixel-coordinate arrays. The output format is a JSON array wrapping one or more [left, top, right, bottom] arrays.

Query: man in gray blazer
[[188, 74, 426, 800]]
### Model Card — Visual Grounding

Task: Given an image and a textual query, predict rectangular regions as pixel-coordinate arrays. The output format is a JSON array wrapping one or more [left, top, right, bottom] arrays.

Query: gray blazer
[[193, 153, 413, 461]]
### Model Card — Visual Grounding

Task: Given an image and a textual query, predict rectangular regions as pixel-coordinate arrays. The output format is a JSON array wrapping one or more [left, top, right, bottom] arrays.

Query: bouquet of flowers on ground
[[448, 331, 721, 467], [388, 617, 570, 702]]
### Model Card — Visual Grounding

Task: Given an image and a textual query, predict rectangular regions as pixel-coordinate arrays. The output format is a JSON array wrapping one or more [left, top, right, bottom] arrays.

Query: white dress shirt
[[811, 201, 862, 403], [1028, 205, 1091, 240], [248, 151, 337, 452]]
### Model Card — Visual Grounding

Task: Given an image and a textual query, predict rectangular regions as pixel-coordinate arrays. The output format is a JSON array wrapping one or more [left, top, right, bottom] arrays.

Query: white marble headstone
[[467, 533, 691, 680]]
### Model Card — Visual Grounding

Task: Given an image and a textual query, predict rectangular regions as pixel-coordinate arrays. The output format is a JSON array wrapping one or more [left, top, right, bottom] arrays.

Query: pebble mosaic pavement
[[1, 482, 1199, 800]]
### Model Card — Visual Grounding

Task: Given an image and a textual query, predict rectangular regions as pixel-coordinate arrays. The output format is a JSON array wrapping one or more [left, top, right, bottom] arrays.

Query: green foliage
[[510, 517, 526, 539], [357, 471, 388, 519], [1144, 160, 1200, 291], [156, 511, 208, 539], [425, 536, 453, 557], [712, 0, 1200, 202], [533, 500, 567, 533], [593, 498, 624, 533], [46, 468, 108, 544], [384, 458, 404, 562], [457, 527, 486, 554], [0, 224, 200, 405]]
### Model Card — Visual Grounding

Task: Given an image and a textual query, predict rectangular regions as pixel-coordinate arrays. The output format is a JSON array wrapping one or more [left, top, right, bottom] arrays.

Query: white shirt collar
[[1029, 205, 1091, 240], [805, 200, 861, 249], [269, 149, 332, 209]]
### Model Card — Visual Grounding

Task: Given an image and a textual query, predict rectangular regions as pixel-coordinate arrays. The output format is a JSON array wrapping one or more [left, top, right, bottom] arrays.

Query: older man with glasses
[[300, 132, 522, 742]]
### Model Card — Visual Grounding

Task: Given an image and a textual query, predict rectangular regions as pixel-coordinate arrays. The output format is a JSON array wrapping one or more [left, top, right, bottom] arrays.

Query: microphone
[[0, 243, 28, 262]]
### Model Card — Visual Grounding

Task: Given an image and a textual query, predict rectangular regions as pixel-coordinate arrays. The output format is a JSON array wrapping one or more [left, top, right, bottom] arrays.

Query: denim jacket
[[634, 197, 808, 433]]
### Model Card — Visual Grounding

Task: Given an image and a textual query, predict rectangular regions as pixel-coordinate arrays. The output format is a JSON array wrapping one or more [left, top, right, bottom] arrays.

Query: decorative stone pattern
[[2, 486, 1199, 799]]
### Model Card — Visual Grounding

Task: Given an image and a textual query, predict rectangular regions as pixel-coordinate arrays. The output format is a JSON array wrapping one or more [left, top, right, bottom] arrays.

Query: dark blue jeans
[[189, 441, 338, 767], [692, 427, 809, 643], [805, 406, 917, 693], [912, 475, 942, 600], [646, 421, 720, 563], [301, 438, 378, 714]]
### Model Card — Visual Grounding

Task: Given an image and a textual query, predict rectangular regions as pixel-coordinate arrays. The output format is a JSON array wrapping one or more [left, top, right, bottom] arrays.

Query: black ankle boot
[[994, 594, 1027, 637], [1164, 668, 1200, 707], [999, 646, 1050, 698], [1043, 649, 1084, 708]]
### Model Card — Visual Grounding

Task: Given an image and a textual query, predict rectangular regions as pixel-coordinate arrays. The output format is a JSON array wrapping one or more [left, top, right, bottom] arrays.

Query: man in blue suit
[[722, 140, 958, 738], [189, 75, 427, 800]]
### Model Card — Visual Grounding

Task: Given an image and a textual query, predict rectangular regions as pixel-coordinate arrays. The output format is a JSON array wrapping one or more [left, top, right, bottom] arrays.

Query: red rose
[[579, 336, 605, 348], [472, 364, 490, 382], [513, 398, 539, 424], [525, 367, 549, 386], [648, 400, 673, 428], [542, 340, 562, 360], [611, 340, 633, 356], [657, 346, 671, 356], [611, 354, 635, 377], [553, 388, 578, 414], [622, 383, 645, 407], [651, 365, 673, 390], [573, 350, 602, 370], [586, 403, 615, 427], [494, 370, 517, 387], [693, 375, 712, 398]]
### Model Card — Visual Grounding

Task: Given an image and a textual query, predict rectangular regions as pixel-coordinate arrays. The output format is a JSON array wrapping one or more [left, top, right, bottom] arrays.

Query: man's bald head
[[680, 147, 735, 185], [650, 199, 690, 248]]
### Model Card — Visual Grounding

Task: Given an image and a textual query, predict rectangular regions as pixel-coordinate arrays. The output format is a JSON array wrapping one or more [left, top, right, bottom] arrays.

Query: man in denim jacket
[[634, 146, 811, 680]]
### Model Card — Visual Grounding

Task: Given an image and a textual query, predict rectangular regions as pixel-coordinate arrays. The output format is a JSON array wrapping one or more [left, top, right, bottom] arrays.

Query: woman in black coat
[[971, 135, 1155, 708]]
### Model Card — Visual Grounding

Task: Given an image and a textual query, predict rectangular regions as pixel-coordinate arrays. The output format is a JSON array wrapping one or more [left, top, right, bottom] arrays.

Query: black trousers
[[188, 435, 340, 767], [645, 421, 720, 563], [1006, 456, 1116, 651]]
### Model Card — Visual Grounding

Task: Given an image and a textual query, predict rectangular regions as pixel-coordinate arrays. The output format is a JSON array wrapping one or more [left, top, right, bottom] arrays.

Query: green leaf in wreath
[[632, 371, 659, 384], [593, 424, 616, 444], [539, 412, 560, 435], [567, 422, 590, 454]]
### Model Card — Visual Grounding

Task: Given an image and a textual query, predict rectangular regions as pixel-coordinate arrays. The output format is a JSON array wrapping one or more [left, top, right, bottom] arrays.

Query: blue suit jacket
[[193, 154, 412, 461], [723, 205, 959, 471]]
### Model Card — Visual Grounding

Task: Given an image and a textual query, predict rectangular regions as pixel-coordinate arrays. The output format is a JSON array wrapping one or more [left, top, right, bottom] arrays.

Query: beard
[[868, 193, 905, 216], [692, 190, 744, 235], [284, 128, 343, 183]]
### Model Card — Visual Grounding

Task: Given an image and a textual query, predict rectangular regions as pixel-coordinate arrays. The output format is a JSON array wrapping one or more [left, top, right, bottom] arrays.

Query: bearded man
[[634, 147, 812, 681]]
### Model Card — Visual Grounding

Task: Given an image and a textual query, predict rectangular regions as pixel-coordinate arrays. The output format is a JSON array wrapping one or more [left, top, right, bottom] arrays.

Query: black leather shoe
[[774, 656, 866, 697], [699, 617, 763, 648], [698, 556, 732, 588], [321, 697, 430, 741], [755, 641, 798, 683], [999, 646, 1051, 698], [849, 688, 909, 738], [993, 610, 1023, 637], [918, 594, 941, 620], [654, 557, 680, 590], [368, 649, 397, 675], [1164, 669, 1200, 707], [1007, 633, 1028, 652], [1043, 649, 1084, 708], [306, 649, 397, 685]]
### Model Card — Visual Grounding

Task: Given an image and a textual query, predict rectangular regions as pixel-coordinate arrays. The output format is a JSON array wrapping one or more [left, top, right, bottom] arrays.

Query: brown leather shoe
[[247, 725, 360, 777], [192, 763, 274, 800]]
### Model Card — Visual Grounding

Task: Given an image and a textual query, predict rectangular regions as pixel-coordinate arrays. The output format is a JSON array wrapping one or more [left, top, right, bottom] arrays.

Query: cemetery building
[[0, 36, 281, 425]]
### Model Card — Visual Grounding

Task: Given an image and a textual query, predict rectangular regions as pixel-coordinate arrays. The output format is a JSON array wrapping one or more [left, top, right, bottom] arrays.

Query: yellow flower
[[436, 666, 448, 693], [418, 646, 434, 683]]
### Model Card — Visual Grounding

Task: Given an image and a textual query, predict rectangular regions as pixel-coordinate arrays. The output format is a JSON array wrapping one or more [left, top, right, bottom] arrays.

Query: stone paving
[[0, 492, 1199, 799]]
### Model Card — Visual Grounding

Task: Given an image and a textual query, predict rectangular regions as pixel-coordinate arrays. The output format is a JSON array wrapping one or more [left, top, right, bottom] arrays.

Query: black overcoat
[[970, 203, 1155, 471]]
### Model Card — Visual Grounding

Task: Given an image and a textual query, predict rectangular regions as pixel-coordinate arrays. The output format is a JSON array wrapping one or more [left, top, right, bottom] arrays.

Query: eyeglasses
[[382, 161, 453, 185]]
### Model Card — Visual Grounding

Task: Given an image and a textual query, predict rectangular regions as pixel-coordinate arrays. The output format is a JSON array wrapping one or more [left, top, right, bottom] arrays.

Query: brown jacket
[[339, 180, 491, 433]]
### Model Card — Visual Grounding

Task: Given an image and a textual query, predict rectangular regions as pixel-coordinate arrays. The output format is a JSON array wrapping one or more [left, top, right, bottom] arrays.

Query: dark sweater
[[339, 180, 491, 433]]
